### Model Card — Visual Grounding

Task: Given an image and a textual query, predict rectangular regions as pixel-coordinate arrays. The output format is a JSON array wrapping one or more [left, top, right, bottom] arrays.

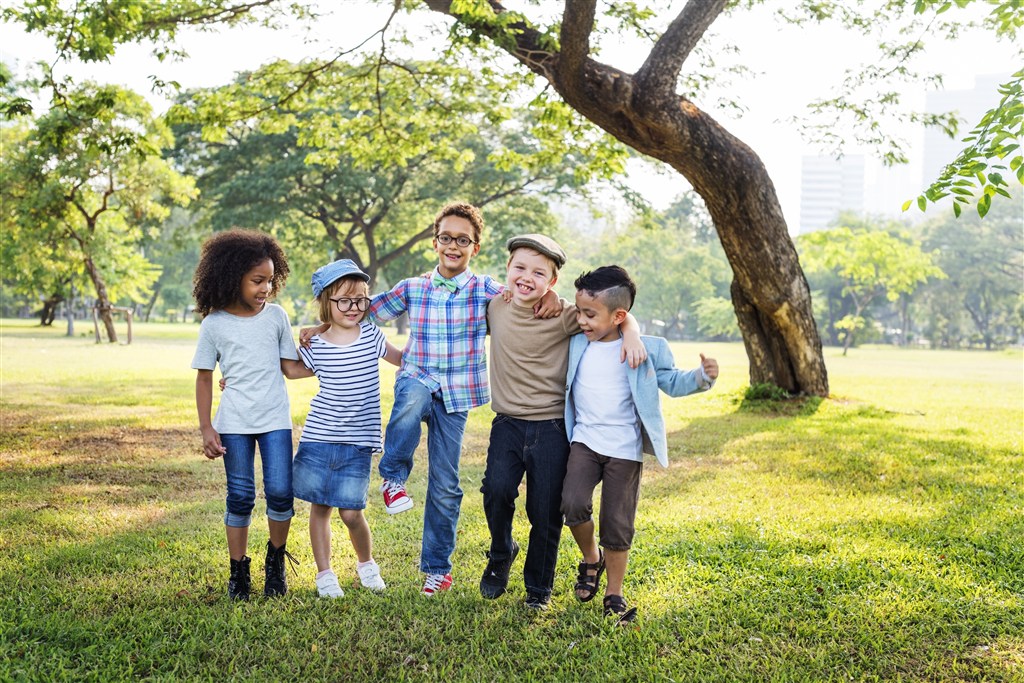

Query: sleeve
[[649, 337, 708, 398], [277, 308, 299, 361], [368, 280, 409, 324], [299, 342, 316, 372], [190, 319, 219, 370], [482, 274, 504, 300], [371, 324, 387, 359]]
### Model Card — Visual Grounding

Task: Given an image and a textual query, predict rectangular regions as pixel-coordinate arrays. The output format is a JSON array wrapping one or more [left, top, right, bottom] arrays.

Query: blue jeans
[[379, 376, 468, 574], [220, 430, 294, 527], [481, 415, 570, 599]]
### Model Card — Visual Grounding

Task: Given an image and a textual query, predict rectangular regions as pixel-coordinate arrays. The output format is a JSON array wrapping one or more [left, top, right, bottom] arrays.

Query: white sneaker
[[315, 571, 344, 598], [357, 561, 386, 591]]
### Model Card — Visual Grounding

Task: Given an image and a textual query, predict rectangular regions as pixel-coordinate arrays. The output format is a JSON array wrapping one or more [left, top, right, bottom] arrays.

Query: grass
[[1, 317, 1022, 681]]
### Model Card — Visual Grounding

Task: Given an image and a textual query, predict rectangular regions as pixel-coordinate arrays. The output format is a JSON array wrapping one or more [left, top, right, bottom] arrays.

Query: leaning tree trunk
[[82, 253, 118, 343], [426, 0, 829, 395]]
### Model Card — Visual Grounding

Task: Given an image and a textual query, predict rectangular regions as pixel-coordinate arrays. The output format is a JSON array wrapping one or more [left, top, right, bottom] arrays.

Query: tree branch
[[559, 0, 596, 81], [633, 0, 728, 97]]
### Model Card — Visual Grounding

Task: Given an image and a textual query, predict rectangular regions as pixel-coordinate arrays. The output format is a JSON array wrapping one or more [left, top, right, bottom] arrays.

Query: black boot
[[263, 541, 297, 597], [228, 556, 251, 601]]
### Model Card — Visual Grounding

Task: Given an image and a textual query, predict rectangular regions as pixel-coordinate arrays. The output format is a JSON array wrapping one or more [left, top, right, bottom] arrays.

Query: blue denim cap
[[310, 258, 370, 298], [506, 233, 566, 269]]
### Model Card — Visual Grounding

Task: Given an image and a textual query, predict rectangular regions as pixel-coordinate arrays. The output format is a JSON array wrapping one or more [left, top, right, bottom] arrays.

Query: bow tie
[[432, 273, 458, 293]]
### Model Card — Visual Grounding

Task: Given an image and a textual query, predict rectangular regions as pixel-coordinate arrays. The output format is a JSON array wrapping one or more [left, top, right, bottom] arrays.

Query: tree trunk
[[66, 280, 75, 337], [83, 253, 118, 343], [425, 1, 829, 396]]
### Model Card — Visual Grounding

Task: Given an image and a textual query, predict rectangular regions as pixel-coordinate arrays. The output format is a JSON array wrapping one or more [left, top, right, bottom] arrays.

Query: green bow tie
[[432, 273, 458, 293]]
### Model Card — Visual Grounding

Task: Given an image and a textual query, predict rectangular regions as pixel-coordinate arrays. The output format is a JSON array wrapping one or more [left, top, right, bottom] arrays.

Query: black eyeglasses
[[329, 297, 371, 312], [436, 234, 477, 248]]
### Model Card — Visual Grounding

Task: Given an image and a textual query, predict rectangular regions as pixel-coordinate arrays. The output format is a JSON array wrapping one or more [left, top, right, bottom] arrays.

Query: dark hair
[[574, 265, 636, 312], [192, 229, 289, 317], [433, 202, 484, 242]]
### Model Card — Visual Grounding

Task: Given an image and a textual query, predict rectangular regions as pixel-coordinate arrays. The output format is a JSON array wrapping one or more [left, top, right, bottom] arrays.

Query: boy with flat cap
[[479, 234, 646, 609]]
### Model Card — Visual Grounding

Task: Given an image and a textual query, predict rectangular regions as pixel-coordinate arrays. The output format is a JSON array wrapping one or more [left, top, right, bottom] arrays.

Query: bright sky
[[2, 2, 1018, 228]]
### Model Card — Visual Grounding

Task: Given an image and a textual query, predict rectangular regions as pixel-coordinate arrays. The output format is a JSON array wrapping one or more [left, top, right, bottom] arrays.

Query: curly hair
[[192, 229, 290, 318], [433, 201, 484, 242]]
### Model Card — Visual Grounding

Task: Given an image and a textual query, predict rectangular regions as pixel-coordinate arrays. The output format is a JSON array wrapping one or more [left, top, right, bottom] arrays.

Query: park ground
[[0, 319, 1021, 682]]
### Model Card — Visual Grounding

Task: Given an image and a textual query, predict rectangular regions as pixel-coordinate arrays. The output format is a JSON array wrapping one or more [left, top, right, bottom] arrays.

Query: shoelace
[[270, 547, 300, 576], [384, 481, 406, 497], [423, 574, 447, 592]]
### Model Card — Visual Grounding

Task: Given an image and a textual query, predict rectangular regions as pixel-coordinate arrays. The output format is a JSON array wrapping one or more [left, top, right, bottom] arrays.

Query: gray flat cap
[[506, 233, 567, 269]]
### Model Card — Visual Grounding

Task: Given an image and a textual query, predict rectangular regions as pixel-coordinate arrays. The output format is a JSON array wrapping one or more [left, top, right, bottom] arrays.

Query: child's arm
[[700, 353, 719, 382], [281, 357, 314, 379], [619, 313, 648, 369], [649, 338, 717, 397], [383, 340, 403, 367], [298, 323, 329, 349], [533, 289, 563, 318], [195, 370, 226, 459]]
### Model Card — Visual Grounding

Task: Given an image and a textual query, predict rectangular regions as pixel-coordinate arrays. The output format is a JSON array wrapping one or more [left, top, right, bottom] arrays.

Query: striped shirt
[[369, 267, 503, 413], [298, 323, 387, 448]]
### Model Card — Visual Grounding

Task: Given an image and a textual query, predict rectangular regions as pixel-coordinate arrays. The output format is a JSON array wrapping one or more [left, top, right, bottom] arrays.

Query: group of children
[[191, 202, 718, 622]]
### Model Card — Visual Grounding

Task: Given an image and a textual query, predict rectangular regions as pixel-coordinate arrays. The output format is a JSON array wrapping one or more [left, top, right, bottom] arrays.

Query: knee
[[338, 509, 364, 528]]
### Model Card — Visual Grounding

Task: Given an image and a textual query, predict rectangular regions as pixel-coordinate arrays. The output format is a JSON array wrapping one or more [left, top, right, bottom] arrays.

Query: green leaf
[[901, 199, 912, 212], [917, 195, 927, 212]]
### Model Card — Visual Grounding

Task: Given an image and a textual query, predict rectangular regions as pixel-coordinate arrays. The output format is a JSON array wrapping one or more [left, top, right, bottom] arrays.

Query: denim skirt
[[292, 441, 373, 509]]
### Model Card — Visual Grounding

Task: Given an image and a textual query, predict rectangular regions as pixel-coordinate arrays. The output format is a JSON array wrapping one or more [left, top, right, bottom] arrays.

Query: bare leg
[[604, 548, 630, 598], [268, 518, 291, 549], [339, 509, 373, 563], [569, 520, 601, 600], [309, 504, 334, 573], [226, 525, 248, 560]]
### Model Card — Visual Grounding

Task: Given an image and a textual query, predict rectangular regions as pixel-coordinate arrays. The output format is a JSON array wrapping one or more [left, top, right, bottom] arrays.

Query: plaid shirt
[[370, 267, 503, 413]]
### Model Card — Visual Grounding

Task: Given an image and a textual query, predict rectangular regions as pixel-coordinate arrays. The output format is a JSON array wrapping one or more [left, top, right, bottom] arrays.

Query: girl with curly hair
[[190, 229, 299, 601]]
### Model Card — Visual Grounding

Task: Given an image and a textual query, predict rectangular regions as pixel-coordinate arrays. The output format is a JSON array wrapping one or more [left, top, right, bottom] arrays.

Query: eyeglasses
[[329, 297, 371, 312], [436, 234, 477, 248]]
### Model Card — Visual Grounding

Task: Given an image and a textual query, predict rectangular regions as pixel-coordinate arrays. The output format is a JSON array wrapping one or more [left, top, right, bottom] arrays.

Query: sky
[[2, 2, 1018, 230]]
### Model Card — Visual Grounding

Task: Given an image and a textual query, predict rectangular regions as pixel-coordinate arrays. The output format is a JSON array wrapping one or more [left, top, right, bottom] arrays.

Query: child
[[280, 259, 402, 598], [561, 265, 718, 623], [191, 229, 299, 601], [480, 235, 646, 609]]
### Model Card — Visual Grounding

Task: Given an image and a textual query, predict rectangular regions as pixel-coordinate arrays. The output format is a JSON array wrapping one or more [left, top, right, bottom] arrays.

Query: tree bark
[[82, 253, 118, 343], [425, 0, 828, 395]]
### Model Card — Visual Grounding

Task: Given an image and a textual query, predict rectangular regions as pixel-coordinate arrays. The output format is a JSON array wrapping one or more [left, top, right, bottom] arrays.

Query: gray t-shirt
[[191, 303, 298, 434]]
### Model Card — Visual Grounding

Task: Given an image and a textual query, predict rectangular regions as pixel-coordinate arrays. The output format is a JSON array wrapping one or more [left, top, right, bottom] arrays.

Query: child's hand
[[201, 425, 227, 460], [700, 353, 719, 381], [218, 376, 227, 391], [298, 323, 329, 348], [533, 290, 563, 318], [501, 288, 514, 303], [620, 334, 648, 369]]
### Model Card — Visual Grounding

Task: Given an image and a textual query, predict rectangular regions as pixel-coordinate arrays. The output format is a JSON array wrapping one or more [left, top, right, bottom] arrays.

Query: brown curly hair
[[192, 229, 290, 318], [433, 202, 484, 242]]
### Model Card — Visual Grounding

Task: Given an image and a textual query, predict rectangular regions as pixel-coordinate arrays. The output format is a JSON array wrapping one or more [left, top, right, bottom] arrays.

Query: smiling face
[[433, 215, 481, 279], [234, 258, 274, 315], [325, 278, 370, 330], [506, 247, 558, 307], [575, 289, 628, 343]]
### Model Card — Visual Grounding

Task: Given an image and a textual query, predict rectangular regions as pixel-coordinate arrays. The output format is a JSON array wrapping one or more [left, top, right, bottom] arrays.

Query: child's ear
[[613, 309, 629, 325]]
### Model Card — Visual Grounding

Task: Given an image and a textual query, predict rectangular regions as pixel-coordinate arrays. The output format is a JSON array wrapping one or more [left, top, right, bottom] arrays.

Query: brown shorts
[[560, 441, 643, 551]]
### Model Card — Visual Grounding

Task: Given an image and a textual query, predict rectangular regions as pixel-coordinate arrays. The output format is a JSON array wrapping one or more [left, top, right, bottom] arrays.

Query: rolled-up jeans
[[220, 429, 294, 527]]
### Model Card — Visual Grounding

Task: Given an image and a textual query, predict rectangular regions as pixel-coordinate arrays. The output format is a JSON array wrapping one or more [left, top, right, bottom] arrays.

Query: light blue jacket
[[564, 334, 713, 468]]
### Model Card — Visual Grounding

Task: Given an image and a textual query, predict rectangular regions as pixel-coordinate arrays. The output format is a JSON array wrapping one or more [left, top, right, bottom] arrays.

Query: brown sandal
[[603, 594, 638, 625], [574, 550, 605, 602]]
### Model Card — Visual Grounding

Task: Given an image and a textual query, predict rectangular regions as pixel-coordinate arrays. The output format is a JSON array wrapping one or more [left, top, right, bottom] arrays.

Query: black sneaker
[[228, 556, 251, 601], [524, 591, 550, 610], [479, 540, 519, 599], [263, 541, 298, 597]]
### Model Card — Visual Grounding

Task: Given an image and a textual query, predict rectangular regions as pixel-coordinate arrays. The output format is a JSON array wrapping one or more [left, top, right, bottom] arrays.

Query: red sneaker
[[422, 573, 453, 597], [380, 479, 413, 514]]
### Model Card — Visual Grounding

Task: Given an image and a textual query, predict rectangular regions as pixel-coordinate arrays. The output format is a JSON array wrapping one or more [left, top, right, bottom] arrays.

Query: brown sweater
[[486, 298, 579, 420]]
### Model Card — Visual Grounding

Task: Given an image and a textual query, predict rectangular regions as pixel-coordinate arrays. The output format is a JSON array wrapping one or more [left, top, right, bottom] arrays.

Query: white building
[[798, 154, 865, 234]]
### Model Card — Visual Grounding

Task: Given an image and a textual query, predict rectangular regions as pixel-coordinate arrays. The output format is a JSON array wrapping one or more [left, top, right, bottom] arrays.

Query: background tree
[[2, 82, 196, 342], [799, 227, 945, 355]]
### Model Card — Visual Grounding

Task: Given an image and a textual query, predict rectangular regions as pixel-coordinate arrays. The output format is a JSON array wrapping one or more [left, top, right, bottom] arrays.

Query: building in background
[[923, 73, 1009, 185], [798, 154, 865, 234]]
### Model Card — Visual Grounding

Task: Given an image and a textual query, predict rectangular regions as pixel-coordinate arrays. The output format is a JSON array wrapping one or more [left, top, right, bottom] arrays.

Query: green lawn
[[1, 318, 1021, 681]]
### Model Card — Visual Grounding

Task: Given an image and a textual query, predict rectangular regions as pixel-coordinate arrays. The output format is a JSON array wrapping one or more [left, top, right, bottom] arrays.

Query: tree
[[167, 58, 623, 288], [799, 227, 945, 355], [919, 188, 1024, 349], [6, 0, 1019, 394], [2, 82, 196, 341]]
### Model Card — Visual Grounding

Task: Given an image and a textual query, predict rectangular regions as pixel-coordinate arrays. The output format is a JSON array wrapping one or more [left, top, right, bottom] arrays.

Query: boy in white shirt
[[562, 265, 719, 623]]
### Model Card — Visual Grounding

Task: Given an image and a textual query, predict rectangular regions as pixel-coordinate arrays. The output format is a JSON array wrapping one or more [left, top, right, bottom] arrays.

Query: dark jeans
[[481, 415, 570, 599]]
